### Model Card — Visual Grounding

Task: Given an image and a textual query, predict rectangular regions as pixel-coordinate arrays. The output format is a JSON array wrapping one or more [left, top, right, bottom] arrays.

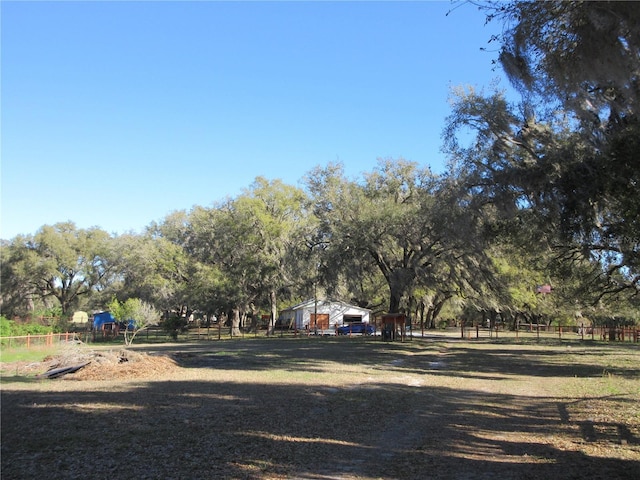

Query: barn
[[278, 299, 371, 334], [92, 311, 117, 330], [91, 311, 119, 339], [92, 311, 135, 331]]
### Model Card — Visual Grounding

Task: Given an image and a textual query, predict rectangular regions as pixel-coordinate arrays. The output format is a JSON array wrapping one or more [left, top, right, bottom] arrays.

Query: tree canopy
[[1, 223, 116, 315], [445, 1, 640, 296], [2, 1, 638, 328]]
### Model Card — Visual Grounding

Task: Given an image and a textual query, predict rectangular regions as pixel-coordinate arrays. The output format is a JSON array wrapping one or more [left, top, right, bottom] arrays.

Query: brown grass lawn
[[1, 335, 639, 479]]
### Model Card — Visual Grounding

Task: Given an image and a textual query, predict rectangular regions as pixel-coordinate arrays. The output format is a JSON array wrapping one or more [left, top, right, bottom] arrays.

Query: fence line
[[459, 324, 639, 342], [3, 325, 638, 348], [1, 332, 81, 349]]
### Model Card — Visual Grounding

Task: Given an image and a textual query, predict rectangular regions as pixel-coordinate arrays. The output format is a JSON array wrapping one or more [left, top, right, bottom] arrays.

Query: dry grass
[[1, 336, 639, 479]]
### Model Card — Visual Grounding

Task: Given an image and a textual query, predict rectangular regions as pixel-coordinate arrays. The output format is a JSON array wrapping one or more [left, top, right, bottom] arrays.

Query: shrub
[[0, 316, 12, 336], [107, 297, 161, 345], [161, 315, 188, 340], [0, 316, 54, 336]]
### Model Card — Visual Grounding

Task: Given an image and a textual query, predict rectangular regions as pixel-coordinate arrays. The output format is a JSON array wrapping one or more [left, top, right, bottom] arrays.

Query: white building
[[278, 299, 371, 333]]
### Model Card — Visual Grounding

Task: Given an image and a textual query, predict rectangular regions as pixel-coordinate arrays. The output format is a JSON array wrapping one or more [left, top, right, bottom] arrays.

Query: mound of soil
[[3, 346, 179, 381], [68, 349, 179, 380]]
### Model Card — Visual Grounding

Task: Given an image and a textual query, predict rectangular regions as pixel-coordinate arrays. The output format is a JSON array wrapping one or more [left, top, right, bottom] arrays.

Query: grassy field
[[0, 344, 60, 363], [1, 336, 639, 479]]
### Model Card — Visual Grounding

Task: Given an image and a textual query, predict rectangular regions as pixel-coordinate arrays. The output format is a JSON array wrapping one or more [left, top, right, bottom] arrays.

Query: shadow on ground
[[2, 337, 639, 479]]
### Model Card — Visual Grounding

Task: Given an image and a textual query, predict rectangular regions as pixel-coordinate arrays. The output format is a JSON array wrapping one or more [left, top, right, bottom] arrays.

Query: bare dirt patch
[[2, 337, 639, 479]]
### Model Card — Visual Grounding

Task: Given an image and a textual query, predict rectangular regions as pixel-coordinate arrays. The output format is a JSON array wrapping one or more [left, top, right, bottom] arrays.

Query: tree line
[[2, 2, 638, 331]]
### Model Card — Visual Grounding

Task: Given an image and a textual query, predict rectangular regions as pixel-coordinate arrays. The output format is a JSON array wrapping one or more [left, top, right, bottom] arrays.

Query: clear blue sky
[[1, 1, 511, 240]]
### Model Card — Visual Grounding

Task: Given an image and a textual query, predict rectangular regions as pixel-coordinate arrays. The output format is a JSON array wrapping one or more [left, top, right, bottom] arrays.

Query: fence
[[4, 325, 637, 348], [459, 323, 639, 342], [1, 332, 81, 349]]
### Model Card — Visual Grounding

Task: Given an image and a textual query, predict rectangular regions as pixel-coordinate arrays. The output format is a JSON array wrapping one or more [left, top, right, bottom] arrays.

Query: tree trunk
[[231, 308, 241, 336], [426, 307, 436, 329], [249, 303, 258, 333], [488, 310, 498, 329], [269, 290, 277, 336], [408, 296, 415, 322], [430, 301, 445, 329], [387, 268, 413, 314], [57, 287, 73, 316], [389, 286, 403, 314]]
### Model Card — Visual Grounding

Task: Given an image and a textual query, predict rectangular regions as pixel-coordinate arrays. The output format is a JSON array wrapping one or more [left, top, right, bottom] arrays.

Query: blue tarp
[[93, 311, 115, 329], [93, 312, 135, 330]]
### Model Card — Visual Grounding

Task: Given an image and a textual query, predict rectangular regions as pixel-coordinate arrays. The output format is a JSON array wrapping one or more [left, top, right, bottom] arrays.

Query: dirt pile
[[3, 345, 179, 381], [66, 348, 179, 380]]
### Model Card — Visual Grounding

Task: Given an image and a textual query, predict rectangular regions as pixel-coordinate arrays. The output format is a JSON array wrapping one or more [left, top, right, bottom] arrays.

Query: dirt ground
[[1, 336, 639, 479]]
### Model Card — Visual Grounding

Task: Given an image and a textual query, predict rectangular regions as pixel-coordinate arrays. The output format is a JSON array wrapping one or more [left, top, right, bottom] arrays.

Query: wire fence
[[458, 324, 639, 342], [2, 323, 638, 349], [1, 332, 82, 349]]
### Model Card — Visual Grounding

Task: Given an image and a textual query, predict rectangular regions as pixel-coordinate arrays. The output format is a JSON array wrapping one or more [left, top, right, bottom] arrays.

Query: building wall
[[281, 301, 370, 330]]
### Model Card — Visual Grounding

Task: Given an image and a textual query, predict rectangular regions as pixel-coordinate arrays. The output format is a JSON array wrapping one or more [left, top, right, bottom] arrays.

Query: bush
[[108, 297, 161, 345], [0, 316, 54, 337], [0, 316, 12, 336], [161, 315, 188, 340]]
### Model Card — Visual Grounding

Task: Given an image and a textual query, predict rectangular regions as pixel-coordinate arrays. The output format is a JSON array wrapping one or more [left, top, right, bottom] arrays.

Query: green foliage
[[107, 296, 138, 325], [32, 305, 64, 318], [464, 1, 640, 295], [161, 315, 187, 341], [492, 1, 640, 122], [590, 315, 638, 328], [2, 223, 118, 316], [4, 146, 637, 335], [31, 306, 66, 332], [0, 316, 12, 337], [307, 159, 495, 319], [108, 296, 160, 345], [112, 228, 193, 312], [0, 316, 53, 337]]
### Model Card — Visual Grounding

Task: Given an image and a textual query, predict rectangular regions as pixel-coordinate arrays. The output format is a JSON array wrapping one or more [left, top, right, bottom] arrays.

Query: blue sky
[[1, 1, 511, 240]]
